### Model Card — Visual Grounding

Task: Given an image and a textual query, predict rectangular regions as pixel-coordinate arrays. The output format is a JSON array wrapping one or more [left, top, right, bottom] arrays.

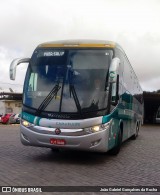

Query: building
[[0, 92, 22, 115]]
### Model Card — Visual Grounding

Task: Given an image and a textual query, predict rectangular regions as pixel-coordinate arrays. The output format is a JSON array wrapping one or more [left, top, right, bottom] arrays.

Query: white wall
[[0, 101, 5, 115], [0, 100, 22, 114]]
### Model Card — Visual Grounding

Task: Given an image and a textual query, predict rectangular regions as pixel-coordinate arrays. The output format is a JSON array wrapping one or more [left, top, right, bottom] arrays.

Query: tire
[[131, 123, 139, 140], [51, 148, 60, 153], [109, 130, 122, 155]]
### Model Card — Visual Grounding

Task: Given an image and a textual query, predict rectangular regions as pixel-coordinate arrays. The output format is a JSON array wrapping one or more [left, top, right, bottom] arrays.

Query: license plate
[[50, 138, 66, 145]]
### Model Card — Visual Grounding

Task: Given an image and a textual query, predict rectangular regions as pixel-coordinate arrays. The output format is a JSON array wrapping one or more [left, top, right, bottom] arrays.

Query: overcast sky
[[0, 0, 160, 92]]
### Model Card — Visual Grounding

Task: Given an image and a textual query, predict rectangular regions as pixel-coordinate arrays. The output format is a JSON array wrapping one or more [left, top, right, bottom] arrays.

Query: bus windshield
[[23, 49, 113, 118]]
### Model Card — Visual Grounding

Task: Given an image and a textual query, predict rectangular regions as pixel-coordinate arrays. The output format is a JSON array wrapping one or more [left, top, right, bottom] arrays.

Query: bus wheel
[[109, 130, 122, 155], [131, 123, 139, 140]]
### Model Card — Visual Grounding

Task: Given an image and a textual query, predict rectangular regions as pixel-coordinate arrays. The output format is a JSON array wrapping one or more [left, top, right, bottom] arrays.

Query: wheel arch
[[119, 120, 123, 136]]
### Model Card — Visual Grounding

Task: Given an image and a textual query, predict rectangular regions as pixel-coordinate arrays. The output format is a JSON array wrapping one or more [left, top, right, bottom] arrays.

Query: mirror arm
[[10, 58, 30, 80], [17, 58, 30, 65]]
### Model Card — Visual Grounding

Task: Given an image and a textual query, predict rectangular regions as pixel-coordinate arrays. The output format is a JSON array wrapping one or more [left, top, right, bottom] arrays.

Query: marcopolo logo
[[48, 113, 70, 119]]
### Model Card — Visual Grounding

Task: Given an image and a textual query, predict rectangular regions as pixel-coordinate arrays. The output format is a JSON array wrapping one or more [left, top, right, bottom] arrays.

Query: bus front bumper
[[20, 125, 110, 153]]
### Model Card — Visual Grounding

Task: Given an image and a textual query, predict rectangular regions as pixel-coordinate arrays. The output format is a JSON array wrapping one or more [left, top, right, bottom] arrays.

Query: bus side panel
[[115, 47, 143, 139]]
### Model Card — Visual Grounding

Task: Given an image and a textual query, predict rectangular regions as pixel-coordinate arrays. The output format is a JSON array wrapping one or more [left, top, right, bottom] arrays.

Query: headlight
[[21, 120, 33, 127], [92, 126, 100, 132], [84, 122, 110, 134]]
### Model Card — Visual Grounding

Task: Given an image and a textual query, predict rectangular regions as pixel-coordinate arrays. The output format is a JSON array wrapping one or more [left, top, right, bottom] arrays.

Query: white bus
[[10, 40, 143, 154]]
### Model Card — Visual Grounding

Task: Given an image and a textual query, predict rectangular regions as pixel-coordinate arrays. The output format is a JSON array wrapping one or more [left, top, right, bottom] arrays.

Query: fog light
[[91, 139, 101, 146]]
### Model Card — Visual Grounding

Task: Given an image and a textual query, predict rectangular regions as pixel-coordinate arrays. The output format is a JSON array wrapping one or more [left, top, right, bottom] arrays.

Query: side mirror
[[109, 57, 120, 106], [10, 58, 30, 80]]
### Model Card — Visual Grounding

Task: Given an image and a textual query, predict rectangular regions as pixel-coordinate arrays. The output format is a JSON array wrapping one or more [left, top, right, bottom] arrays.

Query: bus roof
[[37, 40, 118, 49]]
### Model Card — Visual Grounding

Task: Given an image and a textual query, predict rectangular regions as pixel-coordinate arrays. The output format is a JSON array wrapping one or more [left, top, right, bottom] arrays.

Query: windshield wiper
[[69, 84, 82, 115], [36, 84, 61, 115], [65, 65, 82, 115]]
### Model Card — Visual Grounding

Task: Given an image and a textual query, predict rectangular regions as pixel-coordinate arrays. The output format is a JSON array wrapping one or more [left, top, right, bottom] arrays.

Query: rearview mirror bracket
[[10, 58, 30, 80]]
